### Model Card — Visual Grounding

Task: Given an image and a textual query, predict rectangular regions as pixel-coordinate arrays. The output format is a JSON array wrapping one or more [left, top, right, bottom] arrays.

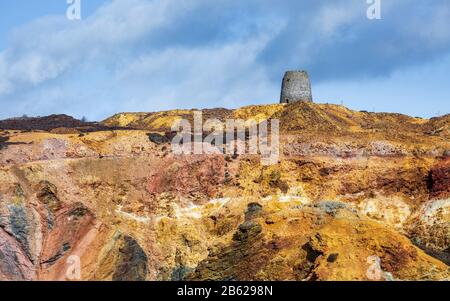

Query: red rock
[[429, 158, 450, 199]]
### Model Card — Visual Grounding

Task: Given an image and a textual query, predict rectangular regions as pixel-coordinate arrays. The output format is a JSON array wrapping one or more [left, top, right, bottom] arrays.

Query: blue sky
[[0, 0, 449, 120]]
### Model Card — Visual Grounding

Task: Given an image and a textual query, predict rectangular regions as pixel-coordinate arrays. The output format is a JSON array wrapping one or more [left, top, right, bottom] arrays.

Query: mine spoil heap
[[0, 83, 449, 281]]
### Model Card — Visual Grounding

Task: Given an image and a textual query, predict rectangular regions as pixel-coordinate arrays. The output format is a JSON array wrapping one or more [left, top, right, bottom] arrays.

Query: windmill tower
[[280, 71, 313, 103]]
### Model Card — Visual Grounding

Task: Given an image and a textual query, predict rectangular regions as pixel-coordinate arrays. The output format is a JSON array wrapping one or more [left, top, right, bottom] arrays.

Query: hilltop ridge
[[2, 101, 447, 139], [102, 101, 449, 141]]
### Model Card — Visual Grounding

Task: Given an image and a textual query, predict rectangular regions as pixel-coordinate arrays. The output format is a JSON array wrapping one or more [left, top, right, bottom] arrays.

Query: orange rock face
[[0, 103, 449, 281]]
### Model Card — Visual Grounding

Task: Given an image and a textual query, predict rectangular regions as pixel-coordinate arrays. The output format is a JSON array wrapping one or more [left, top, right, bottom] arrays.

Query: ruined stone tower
[[280, 71, 313, 103]]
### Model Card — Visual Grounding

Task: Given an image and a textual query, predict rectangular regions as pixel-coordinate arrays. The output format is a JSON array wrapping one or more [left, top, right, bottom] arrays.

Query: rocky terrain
[[0, 101, 449, 281]]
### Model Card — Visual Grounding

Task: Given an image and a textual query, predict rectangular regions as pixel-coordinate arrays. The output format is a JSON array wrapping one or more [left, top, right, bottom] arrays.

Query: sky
[[0, 0, 449, 121]]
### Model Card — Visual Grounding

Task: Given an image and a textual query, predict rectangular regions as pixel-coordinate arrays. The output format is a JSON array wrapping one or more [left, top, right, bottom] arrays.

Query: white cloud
[[313, 1, 362, 35], [113, 25, 281, 112], [0, 0, 285, 119], [0, 0, 449, 119]]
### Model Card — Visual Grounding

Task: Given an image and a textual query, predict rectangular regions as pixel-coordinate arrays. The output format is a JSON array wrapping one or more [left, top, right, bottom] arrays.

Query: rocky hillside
[[0, 114, 115, 133], [0, 101, 448, 280]]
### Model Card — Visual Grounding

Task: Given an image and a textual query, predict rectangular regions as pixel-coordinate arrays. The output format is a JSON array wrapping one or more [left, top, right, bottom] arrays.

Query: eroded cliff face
[[0, 102, 449, 281]]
